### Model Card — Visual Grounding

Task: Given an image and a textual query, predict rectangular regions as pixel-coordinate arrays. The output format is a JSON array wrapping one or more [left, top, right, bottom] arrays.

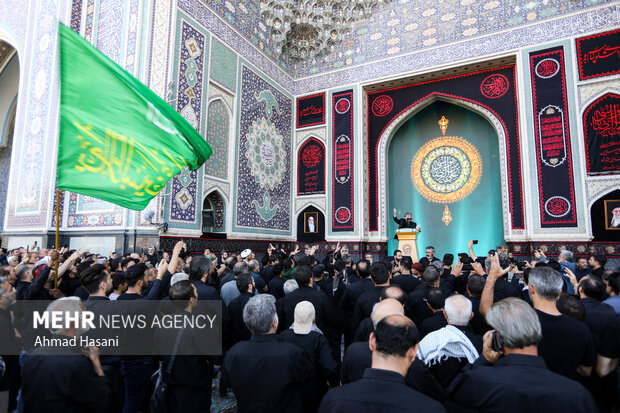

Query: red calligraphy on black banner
[[583, 93, 620, 173], [576, 29, 620, 81], [297, 93, 325, 128], [297, 138, 326, 195], [529, 46, 578, 227], [332, 91, 354, 231]]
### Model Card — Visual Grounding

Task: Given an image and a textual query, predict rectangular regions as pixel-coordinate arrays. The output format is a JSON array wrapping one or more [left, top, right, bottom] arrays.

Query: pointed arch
[[204, 98, 231, 179], [581, 91, 620, 174], [202, 189, 226, 232], [297, 136, 326, 195], [375, 93, 513, 240]]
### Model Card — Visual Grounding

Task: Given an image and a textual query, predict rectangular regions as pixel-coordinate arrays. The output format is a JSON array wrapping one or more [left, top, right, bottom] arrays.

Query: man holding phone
[[449, 298, 597, 412]]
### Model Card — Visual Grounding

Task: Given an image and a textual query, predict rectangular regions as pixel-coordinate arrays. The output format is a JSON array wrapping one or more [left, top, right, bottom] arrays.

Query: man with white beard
[[610, 207, 620, 228]]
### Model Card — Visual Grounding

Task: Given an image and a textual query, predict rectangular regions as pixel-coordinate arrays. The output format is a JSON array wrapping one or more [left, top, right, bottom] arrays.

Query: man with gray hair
[[222, 294, 311, 412], [417, 295, 482, 388], [248, 259, 267, 292], [21, 297, 116, 412], [481, 255, 595, 380], [220, 261, 249, 306], [450, 298, 597, 412]]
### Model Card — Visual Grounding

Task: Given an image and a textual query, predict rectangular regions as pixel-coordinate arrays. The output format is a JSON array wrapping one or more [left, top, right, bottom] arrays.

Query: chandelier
[[259, 0, 392, 63]]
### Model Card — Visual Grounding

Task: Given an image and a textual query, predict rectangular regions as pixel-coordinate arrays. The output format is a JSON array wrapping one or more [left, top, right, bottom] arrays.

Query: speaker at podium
[[395, 229, 419, 262]]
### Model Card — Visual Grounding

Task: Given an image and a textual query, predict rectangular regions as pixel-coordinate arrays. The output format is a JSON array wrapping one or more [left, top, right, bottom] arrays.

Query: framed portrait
[[604, 200, 620, 230], [304, 212, 319, 234]]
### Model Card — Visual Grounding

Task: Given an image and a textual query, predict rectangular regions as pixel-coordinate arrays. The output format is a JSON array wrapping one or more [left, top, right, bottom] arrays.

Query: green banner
[[57, 23, 212, 210]]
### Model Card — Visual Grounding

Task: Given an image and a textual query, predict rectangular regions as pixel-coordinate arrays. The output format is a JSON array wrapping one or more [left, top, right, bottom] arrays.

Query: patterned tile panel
[[235, 64, 292, 232], [210, 37, 237, 92], [168, 14, 208, 228], [204, 99, 229, 179]]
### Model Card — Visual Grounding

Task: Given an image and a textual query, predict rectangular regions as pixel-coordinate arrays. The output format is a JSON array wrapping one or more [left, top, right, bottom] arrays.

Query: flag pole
[[54, 188, 60, 289]]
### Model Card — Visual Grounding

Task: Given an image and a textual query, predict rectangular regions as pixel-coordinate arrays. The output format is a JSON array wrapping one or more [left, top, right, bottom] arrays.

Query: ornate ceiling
[[201, 0, 612, 79]]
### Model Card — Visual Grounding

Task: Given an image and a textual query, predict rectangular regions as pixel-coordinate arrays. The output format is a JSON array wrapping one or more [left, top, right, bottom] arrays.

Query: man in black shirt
[[482, 259, 595, 380], [321, 315, 445, 413], [466, 275, 490, 336], [339, 260, 373, 347], [391, 257, 420, 294], [351, 263, 391, 337], [589, 254, 607, 279], [578, 276, 616, 347], [261, 253, 279, 285], [449, 298, 597, 412], [21, 298, 116, 413], [223, 294, 311, 413], [277, 266, 340, 351], [227, 273, 254, 347], [420, 246, 441, 269], [420, 288, 447, 337], [189, 256, 220, 300], [267, 263, 285, 299], [418, 295, 481, 388], [405, 267, 441, 325]]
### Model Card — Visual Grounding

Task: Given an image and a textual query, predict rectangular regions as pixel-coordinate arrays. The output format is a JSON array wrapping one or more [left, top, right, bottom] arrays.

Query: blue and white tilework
[[204, 100, 230, 179], [169, 16, 208, 226], [235, 64, 292, 231]]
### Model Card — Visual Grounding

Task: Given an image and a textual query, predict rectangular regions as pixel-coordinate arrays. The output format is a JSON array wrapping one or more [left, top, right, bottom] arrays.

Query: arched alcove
[[590, 189, 620, 241], [387, 100, 504, 255], [204, 99, 230, 179], [297, 205, 325, 242], [0, 41, 19, 231], [202, 190, 226, 233]]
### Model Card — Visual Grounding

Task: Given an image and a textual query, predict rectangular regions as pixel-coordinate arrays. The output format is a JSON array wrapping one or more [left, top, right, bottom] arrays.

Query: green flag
[[57, 23, 212, 210]]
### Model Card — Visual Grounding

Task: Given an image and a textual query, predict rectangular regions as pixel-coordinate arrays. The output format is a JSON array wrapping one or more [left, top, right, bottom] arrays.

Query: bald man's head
[[381, 286, 406, 305], [372, 314, 419, 357], [371, 298, 404, 329]]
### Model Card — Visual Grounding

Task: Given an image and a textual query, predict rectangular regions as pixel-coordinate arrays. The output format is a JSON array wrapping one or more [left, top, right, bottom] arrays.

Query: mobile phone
[[492, 331, 503, 352], [472, 240, 478, 245], [34, 241, 38, 246]]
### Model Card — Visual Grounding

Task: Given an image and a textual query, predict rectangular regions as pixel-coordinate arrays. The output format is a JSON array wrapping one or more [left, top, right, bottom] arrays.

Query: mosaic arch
[[366, 65, 524, 239], [204, 98, 230, 179], [204, 190, 225, 231], [373, 96, 518, 241]]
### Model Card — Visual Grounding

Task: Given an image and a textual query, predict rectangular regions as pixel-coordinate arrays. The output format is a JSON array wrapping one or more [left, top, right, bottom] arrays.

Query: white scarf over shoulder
[[417, 325, 479, 366]]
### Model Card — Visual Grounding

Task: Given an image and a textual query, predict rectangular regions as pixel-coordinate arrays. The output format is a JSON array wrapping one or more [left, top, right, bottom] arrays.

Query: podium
[[395, 229, 419, 262]]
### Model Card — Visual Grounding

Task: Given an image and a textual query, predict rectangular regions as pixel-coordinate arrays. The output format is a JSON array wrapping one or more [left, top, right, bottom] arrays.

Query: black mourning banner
[[529, 46, 578, 228], [583, 93, 620, 173], [576, 28, 620, 81], [298, 137, 326, 195], [332, 90, 354, 232], [366, 65, 525, 231], [297, 93, 325, 128]]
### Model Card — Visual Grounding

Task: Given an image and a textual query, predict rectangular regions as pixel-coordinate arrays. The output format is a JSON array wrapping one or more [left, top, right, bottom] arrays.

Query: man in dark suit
[[320, 314, 445, 413], [449, 298, 597, 412], [223, 294, 312, 413]]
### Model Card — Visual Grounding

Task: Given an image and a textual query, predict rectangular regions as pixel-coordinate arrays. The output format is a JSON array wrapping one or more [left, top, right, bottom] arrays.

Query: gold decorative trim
[[411, 136, 482, 204]]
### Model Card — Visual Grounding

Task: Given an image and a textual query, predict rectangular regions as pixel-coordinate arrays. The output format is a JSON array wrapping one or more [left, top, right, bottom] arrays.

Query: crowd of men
[[0, 240, 618, 412]]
